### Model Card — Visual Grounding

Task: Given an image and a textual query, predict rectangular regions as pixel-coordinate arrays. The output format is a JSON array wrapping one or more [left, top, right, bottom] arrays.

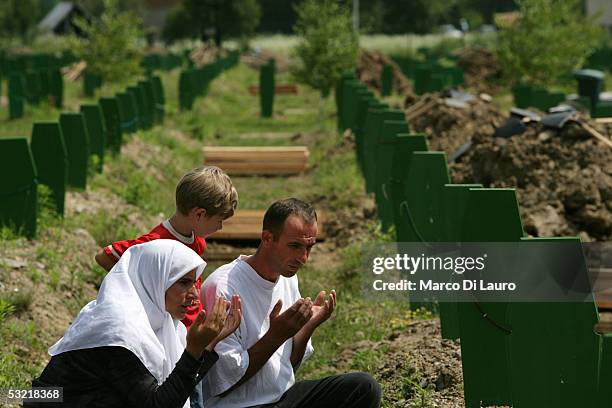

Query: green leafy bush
[[71, 0, 144, 84], [291, 0, 358, 97], [496, 0, 605, 87]]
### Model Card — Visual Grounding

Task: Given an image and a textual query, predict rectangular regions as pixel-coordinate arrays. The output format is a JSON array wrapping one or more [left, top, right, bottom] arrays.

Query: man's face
[[266, 215, 317, 278], [165, 269, 198, 320]]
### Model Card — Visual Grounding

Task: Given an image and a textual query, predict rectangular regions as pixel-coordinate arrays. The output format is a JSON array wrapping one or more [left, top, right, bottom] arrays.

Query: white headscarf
[[49, 239, 206, 389]]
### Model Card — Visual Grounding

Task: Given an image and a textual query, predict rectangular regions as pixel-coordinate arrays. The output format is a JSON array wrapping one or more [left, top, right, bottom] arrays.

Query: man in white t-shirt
[[201, 198, 381, 408]]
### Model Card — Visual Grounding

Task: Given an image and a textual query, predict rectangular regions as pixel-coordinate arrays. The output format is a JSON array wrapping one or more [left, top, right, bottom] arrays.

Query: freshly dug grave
[[358, 49, 413, 96], [451, 120, 612, 241], [455, 47, 504, 95], [405, 92, 506, 162]]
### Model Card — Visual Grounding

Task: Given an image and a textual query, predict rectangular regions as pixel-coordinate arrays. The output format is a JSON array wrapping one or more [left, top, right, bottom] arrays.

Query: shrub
[[496, 0, 605, 87], [291, 0, 358, 98], [71, 0, 144, 84]]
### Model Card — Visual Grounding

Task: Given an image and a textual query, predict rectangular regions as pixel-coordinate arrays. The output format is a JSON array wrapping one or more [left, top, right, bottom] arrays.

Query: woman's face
[[165, 269, 198, 320]]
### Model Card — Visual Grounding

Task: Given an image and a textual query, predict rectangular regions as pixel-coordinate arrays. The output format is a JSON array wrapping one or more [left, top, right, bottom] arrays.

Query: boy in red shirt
[[94, 165, 238, 408], [95, 165, 238, 327]]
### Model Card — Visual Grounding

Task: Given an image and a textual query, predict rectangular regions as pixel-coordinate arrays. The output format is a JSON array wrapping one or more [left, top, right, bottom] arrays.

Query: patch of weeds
[[29, 268, 43, 284], [48, 267, 62, 291], [76, 210, 140, 247], [0, 289, 34, 315], [37, 184, 61, 231], [401, 365, 435, 408], [0, 299, 16, 323], [350, 344, 389, 372]]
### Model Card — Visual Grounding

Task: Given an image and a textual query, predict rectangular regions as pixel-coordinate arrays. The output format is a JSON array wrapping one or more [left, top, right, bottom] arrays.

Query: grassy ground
[[0, 61, 428, 405]]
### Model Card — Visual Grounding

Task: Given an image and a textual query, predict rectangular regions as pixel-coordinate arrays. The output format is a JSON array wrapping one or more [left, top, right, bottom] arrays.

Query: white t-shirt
[[201, 255, 314, 408]]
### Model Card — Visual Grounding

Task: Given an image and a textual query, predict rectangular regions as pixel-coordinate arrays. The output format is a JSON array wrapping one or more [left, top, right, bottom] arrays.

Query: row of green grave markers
[[0, 75, 166, 238], [337, 72, 612, 407], [4, 52, 72, 119], [178, 51, 240, 111], [391, 55, 464, 95]]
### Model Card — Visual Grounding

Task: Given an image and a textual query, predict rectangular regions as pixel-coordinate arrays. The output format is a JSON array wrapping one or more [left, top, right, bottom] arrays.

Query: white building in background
[[587, 0, 612, 28]]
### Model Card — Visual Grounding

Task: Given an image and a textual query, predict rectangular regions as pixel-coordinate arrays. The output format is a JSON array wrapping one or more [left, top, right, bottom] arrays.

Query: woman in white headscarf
[[26, 239, 241, 408]]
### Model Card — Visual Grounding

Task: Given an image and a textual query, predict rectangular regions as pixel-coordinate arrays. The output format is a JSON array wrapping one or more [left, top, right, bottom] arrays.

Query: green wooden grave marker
[[99, 97, 122, 155], [59, 113, 90, 189], [30, 122, 68, 216], [0, 138, 38, 237], [80, 104, 106, 172]]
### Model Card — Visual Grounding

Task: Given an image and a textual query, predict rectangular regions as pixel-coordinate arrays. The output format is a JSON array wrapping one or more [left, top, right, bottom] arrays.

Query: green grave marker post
[[50, 69, 64, 108], [437, 184, 483, 340], [260, 60, 275, 118], [335, 71, 356, 131], [127, 85, 147, 130], [506, 236, 601, 407], [30, 122, 68, 216], [457, 188, 524, 408], [374, 120, 410, 232], [99, 97, 122, 155], [151, 76, 165, 123], [59, 113, 90, 189], [178, 70, 195, 111], [25, 71, 42, 105], [8, 73, 25, 119], [362, 108, 403, 194], [398, 152, 450, 311], [80, 104, 107, 172], [380, 64, 393, 96], [0, 138, 38, 238], [138, 79, 156, 128]]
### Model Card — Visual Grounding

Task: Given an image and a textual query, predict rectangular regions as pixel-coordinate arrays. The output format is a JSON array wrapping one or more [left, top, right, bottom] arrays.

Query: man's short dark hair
[[263, 198, 317, 240]]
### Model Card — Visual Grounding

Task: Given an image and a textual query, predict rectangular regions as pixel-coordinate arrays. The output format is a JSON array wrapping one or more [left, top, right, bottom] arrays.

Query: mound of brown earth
[[455, 47, 504, 94], [358, 49, 413, 96], [451, 120, 612, 241], [241, 48, 291, 73], [406, 92, 506, 161]]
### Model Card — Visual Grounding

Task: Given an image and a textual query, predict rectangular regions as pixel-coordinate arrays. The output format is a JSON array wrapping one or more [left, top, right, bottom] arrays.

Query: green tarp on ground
[[30, 122, 68, 216], [0, 138, 38, 237], [59, 113, 90, 189]]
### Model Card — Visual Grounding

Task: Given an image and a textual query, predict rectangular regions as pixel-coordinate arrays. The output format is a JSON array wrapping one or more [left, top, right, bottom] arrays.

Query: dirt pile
[[455, 47, 503, 94], [451, 120, 612, 241], [358, 49, 413, 96], [406, 92, 506, 160], [328, 319, 463, 407], [241, 48, 291, 73], [190, 44, 228, 67]]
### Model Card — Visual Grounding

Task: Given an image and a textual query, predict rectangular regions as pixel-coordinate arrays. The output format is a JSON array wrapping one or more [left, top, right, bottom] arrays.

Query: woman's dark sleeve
[[107, 347, 218, 408]]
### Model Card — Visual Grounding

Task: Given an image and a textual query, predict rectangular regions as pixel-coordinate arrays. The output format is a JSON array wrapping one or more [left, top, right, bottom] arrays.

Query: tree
[[174, 0, 261, 46], [0, 0, 42, 43], [71, 0, 143, 84], [291, 0, 358, 99], [497, 0, 605, 87]]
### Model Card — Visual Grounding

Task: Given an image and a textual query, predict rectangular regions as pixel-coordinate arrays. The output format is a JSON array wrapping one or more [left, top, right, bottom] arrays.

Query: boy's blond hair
[[175, 166, 238, 218]]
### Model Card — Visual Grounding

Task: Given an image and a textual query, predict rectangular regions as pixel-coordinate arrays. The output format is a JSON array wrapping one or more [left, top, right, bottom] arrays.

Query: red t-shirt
[[104, 220, 206, 328]]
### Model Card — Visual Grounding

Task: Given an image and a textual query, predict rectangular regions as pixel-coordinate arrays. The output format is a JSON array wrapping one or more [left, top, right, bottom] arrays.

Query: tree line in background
[[0, 0, 519, 44]]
